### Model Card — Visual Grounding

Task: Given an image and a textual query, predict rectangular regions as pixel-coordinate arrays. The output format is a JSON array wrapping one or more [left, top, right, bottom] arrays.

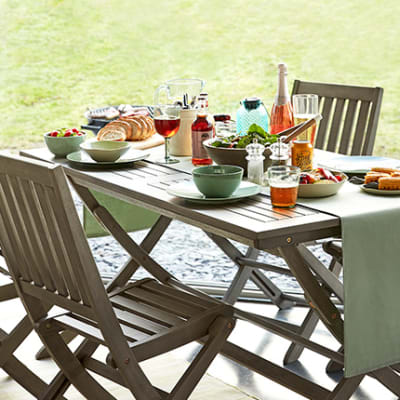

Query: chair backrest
[[292, 80, 383, 155], [0, 155, 114, 321]]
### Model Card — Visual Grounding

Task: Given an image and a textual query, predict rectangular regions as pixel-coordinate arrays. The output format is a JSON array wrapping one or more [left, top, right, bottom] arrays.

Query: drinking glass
[[292, 94, 319, 144], [267, 165, 300, 208], [153, 104, 181, 164]]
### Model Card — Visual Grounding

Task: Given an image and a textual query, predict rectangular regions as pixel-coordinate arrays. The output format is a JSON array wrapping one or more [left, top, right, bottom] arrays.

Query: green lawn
[[1, 0, 400, 156]]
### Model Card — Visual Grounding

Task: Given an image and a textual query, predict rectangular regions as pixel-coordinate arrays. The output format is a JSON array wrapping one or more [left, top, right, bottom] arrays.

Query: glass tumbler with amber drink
[[268, 166, 300, 208]]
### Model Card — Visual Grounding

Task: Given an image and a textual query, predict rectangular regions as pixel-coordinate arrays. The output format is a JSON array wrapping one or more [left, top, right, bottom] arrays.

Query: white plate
[[361, 185, 400, 196], [167, 181, 261, 204], [318, 156, 400, 174], [66, 149, 149, 168]]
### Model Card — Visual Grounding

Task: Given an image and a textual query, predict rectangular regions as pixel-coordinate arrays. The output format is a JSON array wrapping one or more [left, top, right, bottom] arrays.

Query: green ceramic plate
[[66, 150, 149, 168], [167, 181, 261, 204], [361, 185, 400, 196]]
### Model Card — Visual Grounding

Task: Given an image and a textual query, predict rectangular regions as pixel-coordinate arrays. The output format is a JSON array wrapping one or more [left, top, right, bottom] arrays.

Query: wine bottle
[[192, 94, 213, 166], [269, 63, 294, 135]]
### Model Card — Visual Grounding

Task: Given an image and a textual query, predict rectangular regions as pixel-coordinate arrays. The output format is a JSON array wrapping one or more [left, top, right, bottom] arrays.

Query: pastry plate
[[167, 181, 261, 204], [361, 185, 400, 196], [66, 149, 149, 168]]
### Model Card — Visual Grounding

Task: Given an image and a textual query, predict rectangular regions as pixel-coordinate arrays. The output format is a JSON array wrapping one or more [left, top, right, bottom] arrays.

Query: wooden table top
[[20, 147, 341, 250]]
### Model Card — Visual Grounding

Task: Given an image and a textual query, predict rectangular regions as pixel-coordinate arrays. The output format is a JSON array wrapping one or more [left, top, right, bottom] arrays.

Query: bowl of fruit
[[298, 168, 347, 198], [44, 128, 86, 157]]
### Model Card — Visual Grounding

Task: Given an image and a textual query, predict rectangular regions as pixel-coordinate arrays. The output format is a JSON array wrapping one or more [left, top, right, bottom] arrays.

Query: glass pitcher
[[236, 97, 269, 135], [154, 78, 205, 105]]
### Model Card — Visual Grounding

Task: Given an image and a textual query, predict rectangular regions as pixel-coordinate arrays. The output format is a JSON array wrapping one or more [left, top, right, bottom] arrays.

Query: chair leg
[[36, 330, 77, 360], [371, 367, 400, 397], [327, 375, 364, 400], [167, 316, 235, 399], [37, 322, 117, 400], [2, 355, 52, 398], [326, 346, 344, 373], [284, 309, 320, 365], [41, 339, 100, 400]]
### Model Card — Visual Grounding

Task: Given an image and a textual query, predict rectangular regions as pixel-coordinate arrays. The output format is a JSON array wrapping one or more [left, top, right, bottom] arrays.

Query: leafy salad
[[211, 124, 278, 148]]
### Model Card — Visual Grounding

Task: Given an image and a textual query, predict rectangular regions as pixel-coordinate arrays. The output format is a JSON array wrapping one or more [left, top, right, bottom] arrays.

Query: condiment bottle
[[246, 139, 265, 185], [291, 140, 313, 170], [192, 94, 213, 166], [269, 138, 289, 166], [269, 63, 294, 135], [236, 97, 269, 136]]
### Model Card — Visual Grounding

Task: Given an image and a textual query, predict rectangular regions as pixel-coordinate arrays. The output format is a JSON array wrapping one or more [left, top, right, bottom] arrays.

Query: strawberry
[[50, 131, 59, 137], [72, 128, 79, 133], [64, 131, 72, 137]]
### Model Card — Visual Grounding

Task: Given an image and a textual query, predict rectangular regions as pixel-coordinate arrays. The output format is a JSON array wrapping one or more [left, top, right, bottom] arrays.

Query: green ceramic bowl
[[44, 133, 86, 157], [192, 165, 244, 198], [80, 140, 131, 162]]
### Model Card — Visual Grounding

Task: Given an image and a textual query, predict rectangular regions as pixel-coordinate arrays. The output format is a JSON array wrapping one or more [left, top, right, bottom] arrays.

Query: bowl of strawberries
[[44, 128, 86, 157], [298, 168, 347, 198]]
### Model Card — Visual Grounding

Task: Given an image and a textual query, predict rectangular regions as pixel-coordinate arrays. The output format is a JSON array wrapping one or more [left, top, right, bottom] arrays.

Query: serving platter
[[167, 181, 261, 204], [361, 185, 400, 196], [66, 149, 149, 169]]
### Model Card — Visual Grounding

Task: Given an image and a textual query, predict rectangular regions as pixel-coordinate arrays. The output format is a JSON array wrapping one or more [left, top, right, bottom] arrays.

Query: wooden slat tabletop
[[20, 148, 341, 249]]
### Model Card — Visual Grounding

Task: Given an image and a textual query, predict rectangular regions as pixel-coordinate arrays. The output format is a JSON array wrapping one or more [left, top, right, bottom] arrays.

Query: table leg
[[206, 232, 295, 309]]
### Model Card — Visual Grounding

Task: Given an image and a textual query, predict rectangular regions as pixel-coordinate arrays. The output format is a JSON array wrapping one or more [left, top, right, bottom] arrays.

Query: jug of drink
[[236, 97, 269, 135], [154, 78, 205, 105]]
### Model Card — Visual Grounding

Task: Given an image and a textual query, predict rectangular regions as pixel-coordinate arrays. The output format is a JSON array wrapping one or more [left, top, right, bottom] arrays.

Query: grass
[[1, 0, 400, 156]]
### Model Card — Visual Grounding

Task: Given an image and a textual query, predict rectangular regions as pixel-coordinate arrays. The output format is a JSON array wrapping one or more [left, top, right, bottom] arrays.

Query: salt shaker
[[269, 137, 289, 166], [246, 139, 265, 185]]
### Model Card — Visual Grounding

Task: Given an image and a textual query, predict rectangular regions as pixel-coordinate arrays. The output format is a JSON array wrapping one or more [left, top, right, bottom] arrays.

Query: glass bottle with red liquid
[[192, 94, 213, 166], [269, 63, 294, 135]]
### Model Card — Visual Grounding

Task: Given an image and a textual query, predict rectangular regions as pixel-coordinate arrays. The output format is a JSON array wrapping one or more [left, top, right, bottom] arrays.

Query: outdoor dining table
[[20, 146, 400, 399]]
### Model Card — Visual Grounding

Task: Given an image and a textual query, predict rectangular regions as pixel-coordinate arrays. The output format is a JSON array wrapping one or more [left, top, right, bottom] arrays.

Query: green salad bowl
[[192, 165, 244, 198], [80, 140, 131, 162]]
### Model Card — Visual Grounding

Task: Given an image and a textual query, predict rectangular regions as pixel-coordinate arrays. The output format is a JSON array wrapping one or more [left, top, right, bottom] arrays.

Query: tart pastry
[[364, 172, 390, 184], [371, 167, 400, 174], [378, 177, 400, 190]]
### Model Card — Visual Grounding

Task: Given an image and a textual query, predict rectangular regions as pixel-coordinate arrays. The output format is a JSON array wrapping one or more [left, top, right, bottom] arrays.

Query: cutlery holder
[[170, 109, 197, 156]]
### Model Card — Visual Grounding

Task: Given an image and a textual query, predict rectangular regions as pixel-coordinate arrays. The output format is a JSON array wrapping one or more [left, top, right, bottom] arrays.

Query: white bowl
[[80, 140, 130, 162], [298, 173, 348, 198]]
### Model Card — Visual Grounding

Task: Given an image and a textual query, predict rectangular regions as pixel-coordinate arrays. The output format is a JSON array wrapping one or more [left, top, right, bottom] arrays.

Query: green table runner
[[299, 183, 400, 377], [83, 190, 160, 237]]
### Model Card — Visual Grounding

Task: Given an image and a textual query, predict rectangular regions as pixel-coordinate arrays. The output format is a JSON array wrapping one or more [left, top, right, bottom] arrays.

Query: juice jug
[[236, 97, 269, 136]]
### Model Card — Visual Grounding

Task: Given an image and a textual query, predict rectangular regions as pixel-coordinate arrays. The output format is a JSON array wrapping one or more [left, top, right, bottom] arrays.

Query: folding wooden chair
[[0, 154, 235, 399], [283, 80, 384, 366]]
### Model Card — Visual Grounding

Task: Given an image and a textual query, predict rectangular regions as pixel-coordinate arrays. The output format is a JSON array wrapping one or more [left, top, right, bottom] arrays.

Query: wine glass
[[292, 94, 319, 144], [153, 104, 181, 164]]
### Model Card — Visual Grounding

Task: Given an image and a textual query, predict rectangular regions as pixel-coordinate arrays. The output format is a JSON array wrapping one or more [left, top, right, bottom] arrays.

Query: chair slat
[[338, 99, 358, 154], [111, 295, 182, 326], [17, 178, 57, 292], [143, 280, 212, 310], [351, 101, 371, 155], [124, 287, 204, 318], [315, 97, 333, 149], [43, 187, 83, 301], [326, 98, 345, 152], [0, 175, 37, 284], [362, 87, 384, 155], [34, 184, 69, 297], [45, 187, 91, 304], [113, 308, 166, 335]]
